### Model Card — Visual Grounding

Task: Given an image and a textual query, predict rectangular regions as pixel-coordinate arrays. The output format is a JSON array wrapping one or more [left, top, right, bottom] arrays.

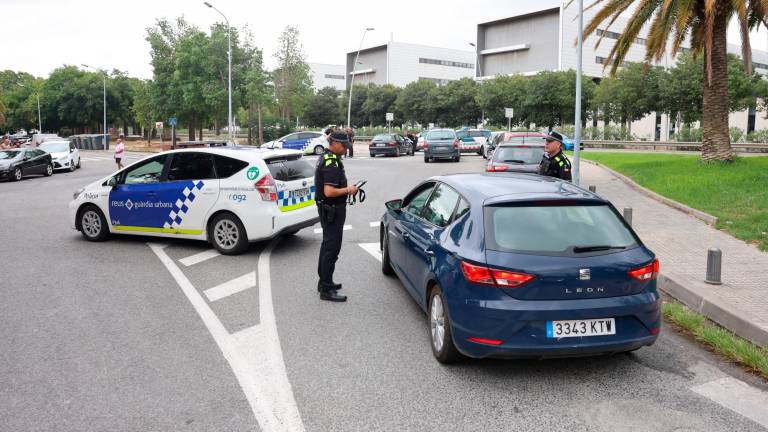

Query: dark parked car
[[379, 173, 661, 363], [486, 142, 545, 173], [369, 134, 413, 157], [0, 148, 54, 181], [423, 129, 460, 163]]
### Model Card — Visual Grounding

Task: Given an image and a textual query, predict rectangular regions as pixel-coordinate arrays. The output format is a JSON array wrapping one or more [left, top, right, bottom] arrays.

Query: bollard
[[623, 207, 633, 226], [705, 248, 723, 285], [588, 185, 596, 193]]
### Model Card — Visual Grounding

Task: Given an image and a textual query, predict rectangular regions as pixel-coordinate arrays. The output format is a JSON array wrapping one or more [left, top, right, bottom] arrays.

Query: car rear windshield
[[427, 130, 455, 140], [39, 142, 69, 152], [484, 203, 638, 256], [265, 156, 314, 181], [0, 150, 21, 159], [492, 146, 544, 164], [468, 130, 490, 138], [373, 134, 393, 141]]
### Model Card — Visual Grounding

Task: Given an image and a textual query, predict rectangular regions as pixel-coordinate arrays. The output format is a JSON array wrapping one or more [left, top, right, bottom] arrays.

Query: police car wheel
[[313, 145, 325, 155], [210, 213, 248, 255], [79, 205, 109, 242], [45, 164, 53, 176], [381, 228, 395, 276], [428, 285, 463, 364]]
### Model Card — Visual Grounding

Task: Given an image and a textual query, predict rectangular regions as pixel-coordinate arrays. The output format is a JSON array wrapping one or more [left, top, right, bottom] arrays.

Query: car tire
[[454, 156, 460, 163], [424, 156, 430, 163], [381, 228, 395, 276], [370, 153, 375, 158], [44, 164, 53, 176], [395, 147, 400, 157], [11, 167, 22, 181], [482, 146, 487, 159], [76, 158, 81, 169], [409, 146, 414, 156], [79, 205, 110, 242], [282, 228, 300, 236], [69, 160, 76, 172], [209, 212, 249, 255], [428, 285, 463, 364], [313, 145, 325, 155]]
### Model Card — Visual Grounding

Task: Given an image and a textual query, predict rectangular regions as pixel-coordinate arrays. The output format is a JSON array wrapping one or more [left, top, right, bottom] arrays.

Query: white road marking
[[369, 221, 379, 228], [204, 272, 256, 302], [691, 377, 768, 428], [359, 242, 382, 262], [149, 242, 305, 432], [179, 248, 221, 267], [313, 225, 352, 234]]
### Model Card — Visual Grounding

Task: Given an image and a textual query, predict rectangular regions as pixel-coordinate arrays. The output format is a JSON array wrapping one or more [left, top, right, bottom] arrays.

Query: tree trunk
[[188, 120, 195, 141], [198, 122, 203, 141], [258, 105, 264, 146], [701, 11, 733, 162], [247, 102, 254, 145]]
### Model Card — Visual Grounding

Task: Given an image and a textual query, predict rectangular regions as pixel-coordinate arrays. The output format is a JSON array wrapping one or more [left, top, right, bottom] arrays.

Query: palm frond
[[733, 0, 753, 74], [645, 0, 680, 63], [583, 0, 636, 49], [604, 0, 663, 75]]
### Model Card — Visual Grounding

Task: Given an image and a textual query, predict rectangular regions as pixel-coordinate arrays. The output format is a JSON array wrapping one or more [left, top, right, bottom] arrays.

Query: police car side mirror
[[106, 177, 118, 188], [386, 199, 403, 212]]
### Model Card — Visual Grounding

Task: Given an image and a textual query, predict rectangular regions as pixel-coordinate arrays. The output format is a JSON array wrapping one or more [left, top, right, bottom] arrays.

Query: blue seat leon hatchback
[[379, 173, 661, 363]]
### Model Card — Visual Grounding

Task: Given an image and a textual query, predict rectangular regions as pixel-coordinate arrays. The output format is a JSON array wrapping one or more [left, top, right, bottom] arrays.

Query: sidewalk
[[581, 162, 768, 347]]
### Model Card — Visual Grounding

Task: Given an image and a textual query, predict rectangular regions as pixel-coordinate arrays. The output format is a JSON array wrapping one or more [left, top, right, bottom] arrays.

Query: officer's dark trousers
[[347, 143, 354, 157], [318, 204, 347, 290]]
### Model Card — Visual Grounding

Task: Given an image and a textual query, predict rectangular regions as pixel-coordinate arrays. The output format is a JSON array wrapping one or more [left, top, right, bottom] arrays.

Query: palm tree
[[583, 0, 768, 162]]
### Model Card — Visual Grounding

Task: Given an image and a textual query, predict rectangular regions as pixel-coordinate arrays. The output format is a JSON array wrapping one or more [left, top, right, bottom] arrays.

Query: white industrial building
[[345, 41, 476, 89], [475, 5, 768, 140], [308, 63, 346, 91]]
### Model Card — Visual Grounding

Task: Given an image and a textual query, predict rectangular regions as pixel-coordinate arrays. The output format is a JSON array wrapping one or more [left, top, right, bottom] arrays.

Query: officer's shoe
[[320, 289, 347, 302], [317, 281, 342, 292]]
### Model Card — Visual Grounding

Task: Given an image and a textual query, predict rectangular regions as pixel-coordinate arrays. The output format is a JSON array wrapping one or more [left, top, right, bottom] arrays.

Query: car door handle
[[424, 249, 434, 256]]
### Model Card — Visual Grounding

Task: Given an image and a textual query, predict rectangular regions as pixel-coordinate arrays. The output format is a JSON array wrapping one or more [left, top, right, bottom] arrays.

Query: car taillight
[[389, 141, 397, 147], [460, 261, 535, 288], [453, 139, 460, 149], [628, 258, 659, 281], [255, 175, 277, 201], [487, 164, 508, 172], [423, 140, 428, 149]]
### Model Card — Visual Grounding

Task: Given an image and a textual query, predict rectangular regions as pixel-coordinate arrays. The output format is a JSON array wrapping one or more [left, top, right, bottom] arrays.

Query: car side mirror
[[70, 148, 74, 153], [386, 199, 403, 212], [107, 177, 118, 188]]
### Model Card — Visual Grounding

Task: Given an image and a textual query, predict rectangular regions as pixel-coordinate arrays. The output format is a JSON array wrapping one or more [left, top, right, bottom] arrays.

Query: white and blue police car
[[69, 147, 319, 255]]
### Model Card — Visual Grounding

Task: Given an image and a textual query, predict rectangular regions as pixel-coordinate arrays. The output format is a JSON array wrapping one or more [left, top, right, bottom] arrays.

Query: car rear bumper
[[448, 291, 662, 359], [369, 146, 399, 155], [425, 150, 460, 159], [244, 202, 320, 241]]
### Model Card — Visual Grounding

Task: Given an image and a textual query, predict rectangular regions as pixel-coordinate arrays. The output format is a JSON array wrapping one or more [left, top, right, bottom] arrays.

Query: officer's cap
[[543, 131, 564, 144], [329, 132, 349, 145]]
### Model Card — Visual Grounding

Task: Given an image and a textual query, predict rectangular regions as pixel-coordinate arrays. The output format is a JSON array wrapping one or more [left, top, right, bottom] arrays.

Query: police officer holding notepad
[[314, 132, 359, 302]]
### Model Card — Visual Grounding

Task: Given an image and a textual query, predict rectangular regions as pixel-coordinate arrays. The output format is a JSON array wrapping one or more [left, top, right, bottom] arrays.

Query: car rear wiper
[[573, 245, 627, 253], [503, 159, 527, 164]]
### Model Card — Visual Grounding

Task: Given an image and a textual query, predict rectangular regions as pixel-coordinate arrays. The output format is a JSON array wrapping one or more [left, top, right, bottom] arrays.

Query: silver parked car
[[423, 129, 460, 163]]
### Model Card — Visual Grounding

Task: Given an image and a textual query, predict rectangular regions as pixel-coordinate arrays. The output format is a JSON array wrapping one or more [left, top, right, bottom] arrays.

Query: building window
[[324, 74, 344, 80], [418, 77, 452, 86], [754, 62, 768, 70], [596, 28, 645, 46], [419, 58, 473, 69], [596, 56, 606, 65]]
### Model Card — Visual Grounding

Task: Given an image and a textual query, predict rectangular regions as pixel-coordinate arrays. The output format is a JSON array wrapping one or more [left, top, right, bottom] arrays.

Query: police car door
[[109, 154, 170, 233], [162, 152, 219, 235]]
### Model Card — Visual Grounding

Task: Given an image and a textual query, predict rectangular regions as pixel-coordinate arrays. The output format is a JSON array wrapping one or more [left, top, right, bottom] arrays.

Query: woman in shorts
[[114, 136, 125, 169]]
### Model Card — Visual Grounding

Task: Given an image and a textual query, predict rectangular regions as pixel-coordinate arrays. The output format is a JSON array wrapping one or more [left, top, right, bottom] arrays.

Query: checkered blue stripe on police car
[[163, 180, 205, 229], [277, 185, 316, 207]]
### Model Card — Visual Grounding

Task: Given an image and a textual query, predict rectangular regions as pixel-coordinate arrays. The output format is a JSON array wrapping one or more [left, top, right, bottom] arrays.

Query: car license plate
[[376, 143, 385, 147], [291, 188, 310, 198], [546, 318, 616, 338]]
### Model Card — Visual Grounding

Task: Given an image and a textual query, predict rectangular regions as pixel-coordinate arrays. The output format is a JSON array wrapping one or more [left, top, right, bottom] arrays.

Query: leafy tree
[[433, 78, 480, 127], [273, 26, 313, 123], [342, 84, 370, 127], [476, 74, 530, 127], [594, 62, 664, 134], [362, 84, 400, 126], [582, 0, 768, 162], [525, 70, 596, 129], [131, 79, 154, 142], [305, 87, 341, 127], [394, 80, 438, 126]]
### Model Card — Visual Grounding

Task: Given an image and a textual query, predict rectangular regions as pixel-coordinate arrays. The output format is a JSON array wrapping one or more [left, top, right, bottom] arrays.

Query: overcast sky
[[5, 0, 768, 79]]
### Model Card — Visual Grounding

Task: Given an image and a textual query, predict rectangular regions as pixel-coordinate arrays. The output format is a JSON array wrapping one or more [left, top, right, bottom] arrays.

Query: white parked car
[[39, 140, 81, 171], [69, 147, 319, 255], [263, 131, 324, 154]]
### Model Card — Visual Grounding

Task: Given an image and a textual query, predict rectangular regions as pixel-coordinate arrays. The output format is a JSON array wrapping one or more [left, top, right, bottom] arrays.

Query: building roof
[[477, 6, 560, 28]]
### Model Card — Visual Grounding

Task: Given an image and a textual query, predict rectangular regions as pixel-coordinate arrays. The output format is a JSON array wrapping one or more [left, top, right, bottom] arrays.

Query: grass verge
[[663, 300, 768, 379], [576, 152, 768, 251]]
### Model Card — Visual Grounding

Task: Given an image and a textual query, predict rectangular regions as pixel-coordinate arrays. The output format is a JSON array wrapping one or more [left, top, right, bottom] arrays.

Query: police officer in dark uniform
[[315, 132, 359, 302], [538, 131, 572, 181]]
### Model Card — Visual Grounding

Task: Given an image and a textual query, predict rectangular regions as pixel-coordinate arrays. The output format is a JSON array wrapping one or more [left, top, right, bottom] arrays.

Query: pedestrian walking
[[538, 131, 572, 181], [405, 130, 417, 153], [345, 126, 354, 158], [314, 132, 359, 302], [114, 136, 125, 170]]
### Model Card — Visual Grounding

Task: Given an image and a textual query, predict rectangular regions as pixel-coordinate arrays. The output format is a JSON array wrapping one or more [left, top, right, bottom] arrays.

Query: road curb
[[583, 159, 719, 226], [658, 272, 768, 347]]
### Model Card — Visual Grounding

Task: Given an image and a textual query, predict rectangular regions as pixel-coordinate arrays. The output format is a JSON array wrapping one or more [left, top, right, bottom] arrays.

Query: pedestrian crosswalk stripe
[[358, 243, 382, 262], [179, 249, 221, 267], [204, 271, 257, 302]]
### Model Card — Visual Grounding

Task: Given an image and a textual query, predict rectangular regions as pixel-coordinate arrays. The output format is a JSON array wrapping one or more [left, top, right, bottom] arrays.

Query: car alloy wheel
[[81, 210, 102, 239], [13, 167, 22, 181], [428, 286, 463, 363], [45, 164, 53, 176], [430, 294, 446, 353], [396, 147, 400, 157], [381, 229, 395, 276], [214, 219, 239, 250], [69, 160, 76, 172], [314, 145, 325, 155]]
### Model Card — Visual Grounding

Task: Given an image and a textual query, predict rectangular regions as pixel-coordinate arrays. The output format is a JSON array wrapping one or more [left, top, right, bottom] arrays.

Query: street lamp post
[[82, 64, 107, 149], [16, 82, 42, 133], [572, 0, 584, 185], [204, 2, 233, 141], [347, 27, 374, 129], [469, 42, 485, 125]]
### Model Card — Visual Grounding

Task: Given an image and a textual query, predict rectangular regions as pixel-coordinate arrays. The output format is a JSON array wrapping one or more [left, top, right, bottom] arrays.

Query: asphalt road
[[1, 149, 767, 432]]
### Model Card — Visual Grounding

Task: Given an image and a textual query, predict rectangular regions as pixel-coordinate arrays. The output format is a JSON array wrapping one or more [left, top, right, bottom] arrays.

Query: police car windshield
[[468, 130, 490, 138], [493, 146, 544, 164], [266, 156, 314, 181], [0, 150, 21, 159], [484, 204, 637, 256]]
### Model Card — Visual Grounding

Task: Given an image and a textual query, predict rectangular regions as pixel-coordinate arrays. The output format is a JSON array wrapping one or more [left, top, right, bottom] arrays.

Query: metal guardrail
[[582, 140, 768, 152]]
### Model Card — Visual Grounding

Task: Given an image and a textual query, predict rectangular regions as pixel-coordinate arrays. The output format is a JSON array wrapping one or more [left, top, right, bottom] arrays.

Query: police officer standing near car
[[315, 132, 359, 302], [539, 131, 572, 181]]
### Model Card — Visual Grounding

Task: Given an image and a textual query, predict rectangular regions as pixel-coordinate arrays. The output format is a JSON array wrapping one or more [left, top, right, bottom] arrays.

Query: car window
[[29, 149, 45, 157], [123, 155, 168, 185], [455, 198, 470, 220], [214, 155, 249, 178], [0, 150, 21, 160], [282, 133, 299, 141], [493, 146, 545, 164], [485, 204, 638, 255], [427, 130, 455, 140], [373, 134, 392, 141], [297, 133, 315, 140], [167, 153, 215, 181], [39, 142, 69, 152], [422, 184, 461, 227], [265, 156, 314, 181], [404, 184, 435, 217]]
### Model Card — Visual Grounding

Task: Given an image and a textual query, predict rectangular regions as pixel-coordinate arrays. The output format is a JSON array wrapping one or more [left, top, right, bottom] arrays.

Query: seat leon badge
[[579, 269, 591, 280]]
